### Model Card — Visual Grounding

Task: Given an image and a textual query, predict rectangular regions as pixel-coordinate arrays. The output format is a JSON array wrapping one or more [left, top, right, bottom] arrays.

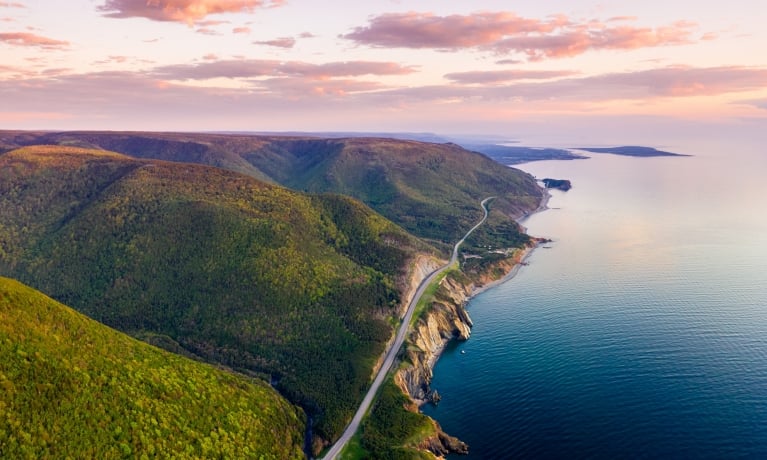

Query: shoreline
[[409, 186, 552, 407]]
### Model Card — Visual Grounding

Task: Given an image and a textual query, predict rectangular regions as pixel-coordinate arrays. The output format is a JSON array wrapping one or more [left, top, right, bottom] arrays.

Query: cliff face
[[396, 274, 475, 402], [396, 247, 532, 403], [393, 244, 538, 457]]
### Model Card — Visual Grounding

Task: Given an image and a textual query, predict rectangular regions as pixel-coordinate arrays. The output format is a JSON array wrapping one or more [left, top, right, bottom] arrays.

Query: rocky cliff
[[394, 245, 539, 457], [396, 273, 475, 402]]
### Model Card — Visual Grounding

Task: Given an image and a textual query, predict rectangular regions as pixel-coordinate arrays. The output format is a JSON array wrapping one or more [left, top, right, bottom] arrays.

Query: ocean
[[421, 137, 767, 459]]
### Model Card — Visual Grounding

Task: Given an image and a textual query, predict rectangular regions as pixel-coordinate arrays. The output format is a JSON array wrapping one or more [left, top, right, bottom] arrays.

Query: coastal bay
[[422, 139, 767, 458]]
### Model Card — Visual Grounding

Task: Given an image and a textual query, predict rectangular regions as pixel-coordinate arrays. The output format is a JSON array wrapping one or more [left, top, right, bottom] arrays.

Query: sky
[[1, 0, 766, 140]]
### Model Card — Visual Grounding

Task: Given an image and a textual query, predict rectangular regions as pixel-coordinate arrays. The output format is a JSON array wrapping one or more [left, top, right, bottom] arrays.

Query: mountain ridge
[[0, 144, 432, 450]]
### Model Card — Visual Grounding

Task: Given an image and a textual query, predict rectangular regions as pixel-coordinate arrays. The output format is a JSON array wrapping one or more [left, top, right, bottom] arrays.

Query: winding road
[[322, 197, 494, 459]]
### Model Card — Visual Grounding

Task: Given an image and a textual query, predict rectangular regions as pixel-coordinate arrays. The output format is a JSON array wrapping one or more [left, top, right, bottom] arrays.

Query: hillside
[[0, 131, 544, 244], [0, 145, 431, 451], [0, 277, 305, 458]]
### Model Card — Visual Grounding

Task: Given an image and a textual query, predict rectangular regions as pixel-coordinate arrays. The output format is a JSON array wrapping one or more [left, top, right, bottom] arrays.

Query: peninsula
[[574, 146, 689, 157]]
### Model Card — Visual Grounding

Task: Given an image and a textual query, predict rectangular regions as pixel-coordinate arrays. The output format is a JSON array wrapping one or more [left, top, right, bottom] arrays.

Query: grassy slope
[[0, 145, 430, 448], [0, 131, 544, 244], [0, 277, 305, 459]]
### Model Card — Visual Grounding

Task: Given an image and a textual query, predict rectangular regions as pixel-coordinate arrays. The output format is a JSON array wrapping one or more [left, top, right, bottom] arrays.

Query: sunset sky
[[2, 0, 766, 139]]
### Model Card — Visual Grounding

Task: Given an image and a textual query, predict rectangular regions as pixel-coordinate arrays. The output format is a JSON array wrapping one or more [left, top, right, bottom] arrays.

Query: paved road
[[322, 197, 494, 459]]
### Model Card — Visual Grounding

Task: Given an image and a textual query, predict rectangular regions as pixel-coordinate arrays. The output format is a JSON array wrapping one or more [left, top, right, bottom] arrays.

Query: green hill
[[0, 277, 305, 459], [0, 131, 544, 244], [0, 145, 431, 450]]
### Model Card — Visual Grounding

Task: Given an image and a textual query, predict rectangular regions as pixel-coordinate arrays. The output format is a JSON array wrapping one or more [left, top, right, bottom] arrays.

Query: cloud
[[254, 77, 386, 98], [195, 27, 221, 35], [0, 2, 25, 7], [445, 69, 577, 84], [93, 55, 130, 65], [254, 36, 295, 48], [0, 32, 69, 49], [153, 59, 417, 80], [299, 32, 315, 39], [232, 26, 251, 34], [98, 0, 285, 24], [376, 66, 767, 104], [2, 65, 764, 131], [738, 99, 767, 110], [196, 19, 229, 26], [342, 11, 700, 60]]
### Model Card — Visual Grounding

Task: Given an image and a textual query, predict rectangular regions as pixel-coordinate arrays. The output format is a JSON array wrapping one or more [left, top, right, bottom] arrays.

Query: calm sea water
[[422, 138, 767, 459]]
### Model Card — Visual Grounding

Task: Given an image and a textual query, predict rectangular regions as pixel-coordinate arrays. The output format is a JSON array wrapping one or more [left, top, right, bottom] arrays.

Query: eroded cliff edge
[[394, 245, 540, 457]]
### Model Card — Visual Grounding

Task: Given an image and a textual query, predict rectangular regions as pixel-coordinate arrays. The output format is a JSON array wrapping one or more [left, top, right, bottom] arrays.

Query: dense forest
[[0, 277, 305, 458], [0, 135, 544, 456], [0, 131, 544, 244], [0, 145, 432, 451]]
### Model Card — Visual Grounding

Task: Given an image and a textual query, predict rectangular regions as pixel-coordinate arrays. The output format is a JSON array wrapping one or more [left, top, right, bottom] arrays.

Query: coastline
[[394, 185, 552, 456]]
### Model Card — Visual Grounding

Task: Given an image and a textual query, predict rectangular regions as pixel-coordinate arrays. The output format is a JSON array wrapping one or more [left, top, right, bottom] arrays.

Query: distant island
[[542, 178, 572, 191], [574, 146, 689, 157]]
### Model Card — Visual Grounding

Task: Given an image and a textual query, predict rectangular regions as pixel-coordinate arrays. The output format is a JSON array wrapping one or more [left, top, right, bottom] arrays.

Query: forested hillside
[[0, 131, 544, 244], [0, 277, 305, 459], [0, 145, 431, 451]]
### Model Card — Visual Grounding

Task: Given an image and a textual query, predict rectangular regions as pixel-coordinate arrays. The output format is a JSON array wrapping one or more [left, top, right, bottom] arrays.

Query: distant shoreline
[[470, 188, 551, 301], [572, 145, 690, 157]]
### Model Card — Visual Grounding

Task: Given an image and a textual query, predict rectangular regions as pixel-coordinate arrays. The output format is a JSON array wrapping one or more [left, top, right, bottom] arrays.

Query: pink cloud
[[0, 2, 24, 8], [98, 0, 285, 24], [1, 65, 764, 130], [343, 11, 558, 49], [195, 27, 221, 35], [254, 36, 295, 48], [343, 11, 701, 61], [607, 16, 638, 22], [232, 26, 251, 34], [196, 19, 229, 26], [254, 77, 386, 99], [153, 59, 417, 80], [0, 32, 69, 49], [444, 69, 577, 84], [375, 66, 767, 103], [738, 99, 767, 110], [93, 55, 131, 65]]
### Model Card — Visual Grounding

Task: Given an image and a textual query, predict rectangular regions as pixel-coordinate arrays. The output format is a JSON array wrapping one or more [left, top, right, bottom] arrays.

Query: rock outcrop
[[418, 422, 470, 456], [542, 178, 572, 191], [396, 274, 475, 402], [394, 243, 539, 457]]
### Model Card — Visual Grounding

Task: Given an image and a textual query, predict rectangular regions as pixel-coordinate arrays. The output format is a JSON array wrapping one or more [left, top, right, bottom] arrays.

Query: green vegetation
[[359, 380, 436, 460], [0, 277, 305, 459], [0, 145, 430, 451], [0, 133, 545, 457], [0, 131, 544, 244], [411, 268, 455, 327]]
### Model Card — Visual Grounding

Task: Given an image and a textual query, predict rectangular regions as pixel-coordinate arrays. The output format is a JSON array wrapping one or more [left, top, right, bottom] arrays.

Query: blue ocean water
[[422, 139, 767, 459]]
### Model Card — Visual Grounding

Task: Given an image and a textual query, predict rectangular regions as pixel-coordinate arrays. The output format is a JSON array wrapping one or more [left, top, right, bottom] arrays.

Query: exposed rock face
[[397, 275, 475, 402], [419, 424, 470, 456], [394, 243, 539, 457], [400, 255, 445, 315]]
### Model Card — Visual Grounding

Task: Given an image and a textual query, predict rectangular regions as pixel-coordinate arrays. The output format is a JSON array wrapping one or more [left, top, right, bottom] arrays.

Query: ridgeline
[[0, 145, 428, 452], [0, 133, 544, 456]]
